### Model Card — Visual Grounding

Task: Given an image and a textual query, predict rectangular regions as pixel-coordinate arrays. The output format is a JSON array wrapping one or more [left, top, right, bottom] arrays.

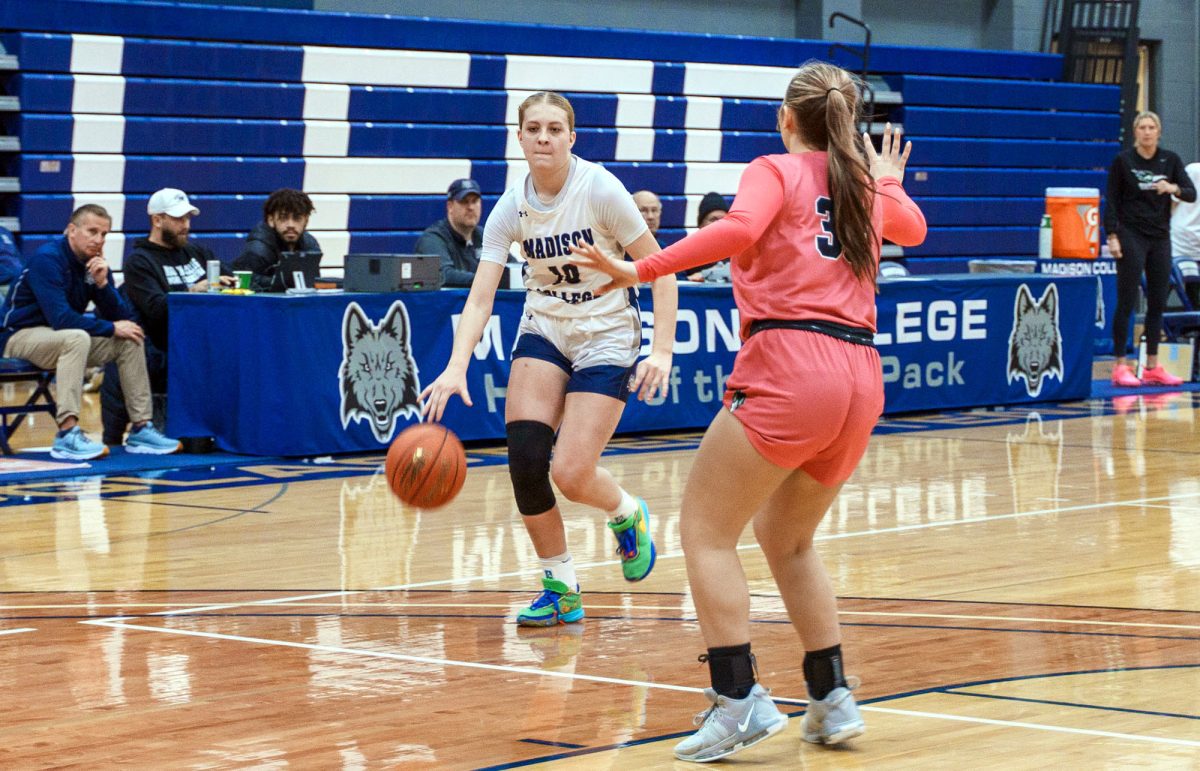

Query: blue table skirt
[[169, 275, 1094, 456]]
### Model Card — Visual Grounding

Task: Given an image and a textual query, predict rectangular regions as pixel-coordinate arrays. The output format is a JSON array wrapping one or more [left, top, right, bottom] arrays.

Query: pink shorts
[[723, 328, 883, 486]]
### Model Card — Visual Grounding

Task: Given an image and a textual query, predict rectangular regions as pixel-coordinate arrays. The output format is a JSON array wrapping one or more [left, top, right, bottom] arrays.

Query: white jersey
[[1171, 162, 1200, 257], [481, 156, 648, 318]]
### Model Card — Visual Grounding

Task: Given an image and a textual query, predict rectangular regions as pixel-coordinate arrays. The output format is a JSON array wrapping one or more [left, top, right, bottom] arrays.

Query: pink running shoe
[[1111, 364, 1141, 387], [1140, 365, 1184, 386]]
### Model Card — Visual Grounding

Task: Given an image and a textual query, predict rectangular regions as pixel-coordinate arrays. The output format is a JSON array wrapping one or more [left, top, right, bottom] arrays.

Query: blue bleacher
[[0, 12, 1061, 76], [10, 73, 794, 130], [898, 107, 1121, 141], [890, 75, 1120, 113], [11, 114, 1119, 170], [0, 3, 1120, 270]]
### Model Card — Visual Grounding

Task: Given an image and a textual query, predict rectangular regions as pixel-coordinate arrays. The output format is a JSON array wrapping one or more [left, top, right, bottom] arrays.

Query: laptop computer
[[273, 251, 323, 291], [344, 254, 442, 292]]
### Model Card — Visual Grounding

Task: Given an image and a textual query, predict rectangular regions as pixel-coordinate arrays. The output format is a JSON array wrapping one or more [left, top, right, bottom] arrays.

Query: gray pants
[[3, 327, 151, 425]]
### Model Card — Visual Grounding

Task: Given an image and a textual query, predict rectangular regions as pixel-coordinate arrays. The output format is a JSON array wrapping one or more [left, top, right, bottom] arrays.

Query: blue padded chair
[[1160, 258, 1200, 340], [0, 359, 56, 455]]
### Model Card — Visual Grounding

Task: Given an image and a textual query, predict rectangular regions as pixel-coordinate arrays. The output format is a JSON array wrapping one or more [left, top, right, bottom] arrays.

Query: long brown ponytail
[[783, 61, 876, 284]]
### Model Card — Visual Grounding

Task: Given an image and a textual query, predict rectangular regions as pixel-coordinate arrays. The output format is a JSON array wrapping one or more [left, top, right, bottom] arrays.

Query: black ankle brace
[[701, 643, 756, 700]]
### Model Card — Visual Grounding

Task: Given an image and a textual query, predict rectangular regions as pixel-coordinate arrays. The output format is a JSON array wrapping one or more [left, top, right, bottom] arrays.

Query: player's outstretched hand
[[865, 123, 912, 183], [419, 368, 471, 422], [569, 240, 640, 295]]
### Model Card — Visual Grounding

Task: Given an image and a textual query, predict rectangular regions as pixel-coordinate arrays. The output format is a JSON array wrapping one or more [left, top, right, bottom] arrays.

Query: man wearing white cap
[[102, 188, 233, 447], [0, 203, 182, 459]]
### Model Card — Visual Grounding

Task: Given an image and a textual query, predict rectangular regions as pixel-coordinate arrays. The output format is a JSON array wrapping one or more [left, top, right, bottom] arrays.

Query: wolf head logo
[[339, 301, 421, 443], [1007, 283, 1064, 398]]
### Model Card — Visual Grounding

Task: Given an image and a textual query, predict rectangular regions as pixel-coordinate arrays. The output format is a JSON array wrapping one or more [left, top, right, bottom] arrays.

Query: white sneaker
[[673, 683, 787, 763], [802, 679, 865, 745]]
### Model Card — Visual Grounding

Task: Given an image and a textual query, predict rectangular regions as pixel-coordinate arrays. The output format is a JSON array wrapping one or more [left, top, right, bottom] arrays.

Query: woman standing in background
[[1105, 111, 1196, 387]]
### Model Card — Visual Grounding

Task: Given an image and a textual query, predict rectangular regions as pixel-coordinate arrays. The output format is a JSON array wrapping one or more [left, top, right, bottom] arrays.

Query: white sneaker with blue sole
[[125, 424, 182, 455], [50, 426, 109, 461]]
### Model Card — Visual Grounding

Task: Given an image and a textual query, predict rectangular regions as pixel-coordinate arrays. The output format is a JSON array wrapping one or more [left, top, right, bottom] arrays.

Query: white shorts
[[512, 304, 641, 372]]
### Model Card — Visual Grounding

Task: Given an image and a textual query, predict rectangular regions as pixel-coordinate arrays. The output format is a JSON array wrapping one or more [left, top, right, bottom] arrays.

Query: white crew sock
[[539, 552, 577, 590], [607, 488, 639, 524]]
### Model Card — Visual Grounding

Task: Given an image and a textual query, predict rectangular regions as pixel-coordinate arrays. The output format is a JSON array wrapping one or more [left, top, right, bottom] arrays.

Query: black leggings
[[1112, 230, 1173, 357]]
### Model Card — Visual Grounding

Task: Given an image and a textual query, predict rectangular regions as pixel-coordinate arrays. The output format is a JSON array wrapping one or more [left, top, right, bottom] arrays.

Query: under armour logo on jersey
[[518, 209, 529, 218]]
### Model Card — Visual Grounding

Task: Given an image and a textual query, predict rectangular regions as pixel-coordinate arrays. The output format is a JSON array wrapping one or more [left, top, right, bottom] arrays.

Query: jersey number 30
[[814, 196, 842, 260], [548, 264, 581, 284]]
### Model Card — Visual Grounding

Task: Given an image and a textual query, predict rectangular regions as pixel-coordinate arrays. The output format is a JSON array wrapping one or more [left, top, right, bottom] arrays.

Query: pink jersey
[[636, 152, 926, 337]]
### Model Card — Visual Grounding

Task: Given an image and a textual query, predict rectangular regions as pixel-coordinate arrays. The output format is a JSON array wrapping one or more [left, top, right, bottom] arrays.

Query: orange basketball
[[385, 423, 467, 508]]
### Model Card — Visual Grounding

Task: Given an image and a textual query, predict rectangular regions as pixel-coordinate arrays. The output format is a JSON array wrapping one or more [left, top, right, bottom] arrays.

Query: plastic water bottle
[[1038, 214, 1053, 259]]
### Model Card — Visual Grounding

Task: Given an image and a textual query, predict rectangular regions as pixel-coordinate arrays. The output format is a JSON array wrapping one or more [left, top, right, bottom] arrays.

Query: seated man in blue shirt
[[0, 204, 181, 460], [415, 178, 484, 287]]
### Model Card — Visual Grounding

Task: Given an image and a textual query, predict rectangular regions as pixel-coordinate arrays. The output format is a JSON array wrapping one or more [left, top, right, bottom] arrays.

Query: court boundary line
[[0, 627, 35, 636], [79, 618, 708, 696], [944, 690, 1200, 721], [22, 601, 1200, 634], [133, 488, 1200, 618], [78, 618, 1200, 751], [5, 587, 1194, 616]]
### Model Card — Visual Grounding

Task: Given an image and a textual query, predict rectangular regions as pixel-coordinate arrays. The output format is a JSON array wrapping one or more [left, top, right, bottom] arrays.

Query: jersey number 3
[[814, 196, 842, 260]]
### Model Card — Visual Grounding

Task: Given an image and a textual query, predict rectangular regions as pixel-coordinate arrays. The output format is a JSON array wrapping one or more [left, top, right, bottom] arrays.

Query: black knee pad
[[506, 420, 556, 515]]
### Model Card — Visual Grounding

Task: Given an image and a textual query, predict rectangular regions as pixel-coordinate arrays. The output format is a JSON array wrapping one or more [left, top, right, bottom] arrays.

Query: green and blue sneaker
[[609, 498, 656, 582], [516, 577, 584, 627]]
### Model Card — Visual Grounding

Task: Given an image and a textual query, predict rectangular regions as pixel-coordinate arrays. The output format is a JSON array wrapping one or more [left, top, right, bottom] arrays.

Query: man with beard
[[101, 188, 233, 447], [233, 188, 321, 291], [0, 204, 181, 459], [415, 178, 484, 288]]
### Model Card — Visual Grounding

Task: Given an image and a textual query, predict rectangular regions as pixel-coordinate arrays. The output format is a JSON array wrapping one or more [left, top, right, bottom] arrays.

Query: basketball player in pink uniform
[[573, 61, 926, 762]]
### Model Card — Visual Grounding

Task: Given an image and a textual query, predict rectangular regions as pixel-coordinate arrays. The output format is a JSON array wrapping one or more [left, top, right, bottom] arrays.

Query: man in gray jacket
[[415, 178, 483, 288]]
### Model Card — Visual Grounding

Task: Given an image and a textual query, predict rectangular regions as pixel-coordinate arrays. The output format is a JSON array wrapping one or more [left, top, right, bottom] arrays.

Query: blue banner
[[170, 275, 1094, 456], [1037, 257, 1119, 356], [874, 274, 1094, 414]]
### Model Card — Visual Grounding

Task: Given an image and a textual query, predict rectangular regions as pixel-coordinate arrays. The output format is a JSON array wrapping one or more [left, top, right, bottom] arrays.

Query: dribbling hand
[[632, 351, 672, 402], [865, 123, 912, 183], [419, 369, 471, 422], [568, 241, 640, 295]]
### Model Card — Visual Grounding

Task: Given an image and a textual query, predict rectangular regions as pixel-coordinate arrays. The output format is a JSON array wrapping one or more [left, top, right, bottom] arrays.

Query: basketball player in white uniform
[[422, 92, 678, 627]]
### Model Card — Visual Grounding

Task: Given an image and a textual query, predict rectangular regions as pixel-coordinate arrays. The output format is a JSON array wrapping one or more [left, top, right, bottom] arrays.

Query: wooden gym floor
[[0, 390, 1197, 768]]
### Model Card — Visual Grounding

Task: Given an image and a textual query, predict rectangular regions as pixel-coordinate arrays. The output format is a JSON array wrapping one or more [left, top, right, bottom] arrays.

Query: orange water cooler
[[1045, 187, 1101, 258]]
